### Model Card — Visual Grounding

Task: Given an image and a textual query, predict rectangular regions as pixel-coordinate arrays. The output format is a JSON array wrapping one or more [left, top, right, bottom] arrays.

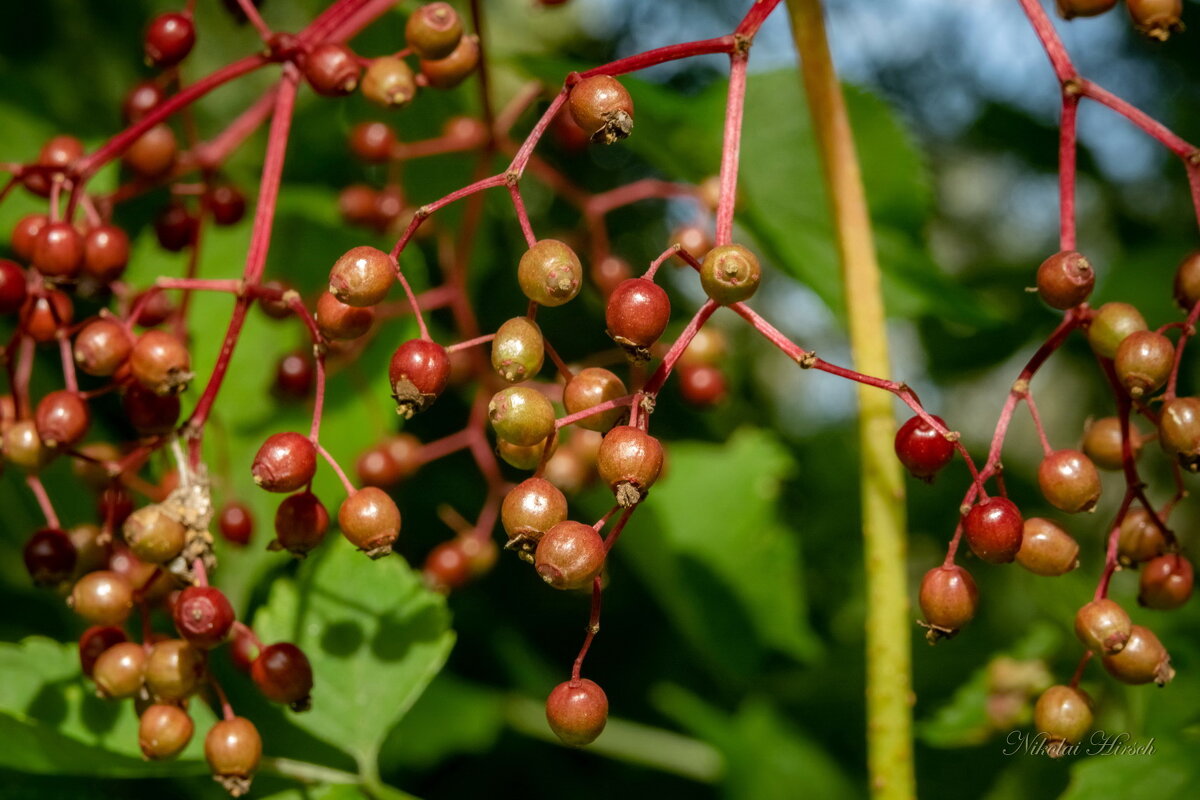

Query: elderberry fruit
[[597, 425, 663, 507], [208, 184, 247, 226], [252, 432, 317, 493], [83, 224, 131, 282], [303, 43, 362, 96], [518, 240, 583, 307], [275, 351, 315, 400], [1016, 517, 1079, 576], [349, 121, 395, 163], [32, 221, 83, 279], [316, 291, 374, 340], [568, 75, 634, 145], [1118, 508, 1168, 566], [139, 704, 194, 760], [1074, 598, 1131, 655], [252, 642, 314, 710], [23, 528, 76, 586], [145, 12, 195, 68], [389, 339, 451, 418], [205, 717, 262, 797], [1101, 624, 1174, 686], [154, 201, 196, 251], [21, 290, 74, 343], [535, 520, 606, 590], [1158, 396, 1200, 469], [563, 368, 626, 432], [1056, 0, 1118, 19], [424, 539, 472, 592], [489, 386, 556, 447], [1114, 330, 1174, 398], [173, 586, 235, 649], [1037, 449, 1101, 513], [1087, 302, 1146, 359], [70, 570, 134, 625], [4, 420, 50, 471], [219, 501, 254, 546], [1081, 416, 1140, 471], [0, 259, 27, 314], [491, 317, 544, 383], [546, 679, 608, 746], [502, 477, 568, 552], [1034, 685, 1093, 758], [123, 505, 187, 564], [124, 124, 178, 178], [699, 244, 761, 305], [338, 487, 401, 558], [329, 245, 394, 307], [1172, 251, 1200, 310], [1127, 0, 1184, 41], [145, 638, 206, 701], [93, 641, 147, 699], [419, 35, 480, 89], [1138, 553, 1193, 610], [406, 3, 463, 59], [131, 330, 192, 396], [894, 414, 954, 481], [918, 565, 978, 642], [963, 497, 1024, 564], [272, 491, 329, 556], [35, 390, 90, 449], [605, 278, 670, 361], [1035, 250, 1094, 309], [362, 57, 417, 108], [79, 625, 128, 677]]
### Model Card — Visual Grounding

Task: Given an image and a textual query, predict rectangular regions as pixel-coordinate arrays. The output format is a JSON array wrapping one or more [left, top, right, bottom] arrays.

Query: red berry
[[518, 239, 583, 307], [23, 528, 76, 586], [1037, 449, 1101, 513], [154, 201, 197, 251], [918, 565, 978, 642], [678, 364, 727, 407], [535, 520, 606, 590], [139, 704, 194, 760], [597, 425, 663, 507], [329, 246, 394, 307], [670, 225, 714, 258], [337, 487, 402, 558], [204, 717, 262, 797], [303, 43, 362, 96], [35, 389, 90, 448], [79, 625, 128, 677], [1127, 0, 1184, 40], [272, 491, 329, 556], [424, 540, 472, 592], [125, 124, 179, 178], [259, 280, 294, 319], [230, 624, 260, 673], [82, 224, 131, 282], [23, 136, 83, 196], [699, 244, 762, 305], [70, 570, 135, 625], [275, 351, 314, 399], [546, 679, 608, 746], [92, 641, 147, 699], [131, 330, 192, 396], [123, 384, 181, 435], [1035, 250, 1094, 309], [208, 185, 247, 226], [1114, 330, 1174, 398], [339, 184, 379, 227], [605, 278, 670, 361], [1159, 396, 1200, 470], [315, 291, 374, 340], [502, 477, 569, 554], [218, 502, 254, 546], [1081, 416, 1140, 471], [130, 289, 175, 329], [123, 81, 165, 123], [349, 121, 396, 163], [563, 368, 627, 431], [252, 432, 318, 493], [1074, 598, 1132, 655], [405, 2, 463, 59], [1015, 518, 1079, 576], [1056, 0, 1118, 19], [20, 290, 73, 343], [590, 254, 632, 297], [894, 414, 954, 481], [145, 12, 196, 68], [389, 339, 451, 418], [144, 638, 206, 701], [1138, 553, 1193, 610], [12, 214, 48, 261], [1101, 624, 1174, 685], [1118, 508, 1168, 566], [0, 259, 28, 314], [1034, 685, 1093, 758], [32, 221, 84, 279], [962, 497, 1023, 564], [251, 642, 314, 711], [1172, 250, 1200, 310], [419, 35, 480, 89], [568, 75, 634, 145], [173, 586, 235, 649]]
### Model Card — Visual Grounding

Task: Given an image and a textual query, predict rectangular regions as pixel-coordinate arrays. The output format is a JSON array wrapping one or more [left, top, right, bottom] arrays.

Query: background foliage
[[1, 1, 1198, 798]]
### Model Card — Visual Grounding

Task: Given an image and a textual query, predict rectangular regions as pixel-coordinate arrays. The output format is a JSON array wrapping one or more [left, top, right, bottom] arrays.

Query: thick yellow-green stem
[[785, 1, 915, 797]]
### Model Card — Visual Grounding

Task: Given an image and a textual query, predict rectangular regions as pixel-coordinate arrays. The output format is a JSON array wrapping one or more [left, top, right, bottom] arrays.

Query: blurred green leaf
[[0, 636, 212, 776], [251, 540, 454, 771], [379, 674, 505, 772], [1060, 735, 1198, 800]]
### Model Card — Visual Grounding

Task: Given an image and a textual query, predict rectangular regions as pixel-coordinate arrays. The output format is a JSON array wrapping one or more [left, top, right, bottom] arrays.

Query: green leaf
[[0, 637, 212, 776], [617, 428, 819, 681], [251, 540, 455, 771], [653, 684, 857, 800], [1059, 735, 1198, 800], [379, 674, 505, 771]]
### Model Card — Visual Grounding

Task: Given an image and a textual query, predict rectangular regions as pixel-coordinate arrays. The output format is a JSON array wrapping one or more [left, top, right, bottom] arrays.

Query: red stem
[[715, 53, 749, 246]]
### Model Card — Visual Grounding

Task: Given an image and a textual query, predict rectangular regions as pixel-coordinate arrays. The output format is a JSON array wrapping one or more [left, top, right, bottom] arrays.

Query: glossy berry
[[83, 224, 131, 282], [1127, 0, 1184, 41], [489, 386, 556, 447], [145, 639, 205, 701], [93, 641, 147, 699], [32, 221, 84, 279], [963, 497, 1023, 564], [591, 254, 632, 297], [275, 351, 314, 399], [131, 289, 174, 328], [20, 290, 73, 343], [535, 521, 606, 590], [1101, 624, 1174, 686], [173, 586, 235, 649], [23, 135, 83, 196], [303, 43, 362, 96], [230, 624, 260, 673], [131, 330, 192, 395], [568, 75, 634, 145], [208, 185, 247, 226], [918, 565, 978, 641], [1172, 251, 1200, 309], [502, 477, 569, 550], [145, 12, 195, 67], [1158, 396, 1200, 470], [259, 280, 294, 319], [605, 278, 670, 361], [154, 201, 197, 251], [678, 364, 727, 407], [443, 115, 488, 148], [389, 339, 451, 418], [79, 625, 128, 677], [424, 539, 473, 592], [3, 420, 50, 471], [419, 34, 480, 89], [11, 214, 48, 262], [139, 704, 194, 761], [251, 642, 314, 710], [252, 432, 317, 493], [491, 317, 545, 383], [1118, 508, 1168, 566], [671, 224, 714, 258], [329, 246, 394, 307], [70, 570, 134, 625], [406, 2, 463, 59], [124, 124, 178, 178], [497, 433, 558, 471], [23, 528, 76, 586], [0, 259, 27, 314], [205, 717, 262, 797], [1074, 598, 1131, 657], [99, 486, 136, 531], [597, 426, 663, 507], [337, 487, 401, 558], [518, 240, 583, 307], [357, 433, 422, 486], [546, 679, 608, 746], [1114, 330, 1174, 398], [1086, 302, 1146, 359], [1035, 250, 1094, 309], [1037, 449, 1101, 513], [700, 244, 762, 305], [340, 184, 378, 227], [349, 121, 395, 163], [273, 491, 329, 556], [563, 368, 627, 432], [362, 57, 417, 108], [1016, 518, 1079, 576], [123, 80, 165, 122], [123, 384, 181, 435], [123, 504, 187, 564], [1081, 416, 1140, 471], [894, 414, 955, 481], [315, 291, 375, 340], [1138, 554, 1193, 610], [35, 390, 90, 448], [1056, 0, 1118, 19], [218, 502, 254, 546], [1034, 685, 1093, 758]]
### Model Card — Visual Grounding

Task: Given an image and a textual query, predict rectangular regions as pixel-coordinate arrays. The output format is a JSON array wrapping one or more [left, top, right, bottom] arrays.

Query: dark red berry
[[272, 491, 329, 556], [362, 57, 417, 108], [563, 368, 626, 432], [139, 704, 194, 760], [275, 351, 314, 399], [406, 2, 463, 59], [130, 289, 174, 328], [173, 586, 235, 649], [123, 384, 181, 435], [145, 12, 196, 68], [71, 570, 135, 625], [546, 679, 608, 746], [424, 540, 472, 592], [962, 497, 1023, 564], [218, 501, 254, 546], [303, 43, 362, 96], [1074, 598, 1132, 655], [894, 414, 954, 481], [123, 80, 165, 123], [678, 364, 727, 407], [329, 245, 394, 307], [208, 185, 247, 226], [339, 184, 378, 227], [518, 239, 583, 307], [419, 34, 480, 89], [205, 717, 262, 797], [389, 339, 451, 418], [21, 290, 72, 342], [337, 487, 401, 558], [535, 520, 606, 590], [252, 432, 318, 493], [1015, 518, 1079, 576], [1114, 330, 1174, 398], [1034, 685, 1093, 758], [1138, 554, 1193, 610], [23, 136, 83, 196], [98, 485, 135, 531], [12, 214, 48, 261], [251, 643, 314, 710], [1101, 624, 1174, 685], [349, 121, 396, 163], [23, 528, 76, 586], [259, 280, 294, 319], [315, 291, 374, 340], [230, 624, 260, 673], [699, 244, 762, 305], [568, 75, 634, 145], [82, 224, 131, 282], [131, 330, 192, 395], [1035, 250, 1094, 309], [1037, 449, 1101, 513], [0, 259, 28, 314], [918, 565, 978, 642], [605, 278, 670, 361], [35, 390, 90, 448], [154, 201, 197, 251], [597, 425, 663, 507], [32, 221, 84, 279], [79, 625, 128, 677]]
